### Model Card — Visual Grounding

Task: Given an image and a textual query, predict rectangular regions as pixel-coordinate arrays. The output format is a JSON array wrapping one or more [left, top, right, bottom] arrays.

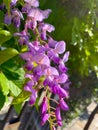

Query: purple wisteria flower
[[39, 23, 55, 40], [4, 14, 12, 25], [41, 97, 48, 115], [41, 113, 50, 126], [59, 98, 69, 111], [14, 30, 29, 45], [55, 106, 62, 126], [4, 8, 23, 28], [1, 0, 70, 129], [12, 9, 24, 28], [25, 8, 51, 30], [40, 97, 50, 125]]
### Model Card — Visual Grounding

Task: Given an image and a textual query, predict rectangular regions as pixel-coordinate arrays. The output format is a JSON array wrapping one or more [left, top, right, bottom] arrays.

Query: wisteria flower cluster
[[2, 0, 70, 129]]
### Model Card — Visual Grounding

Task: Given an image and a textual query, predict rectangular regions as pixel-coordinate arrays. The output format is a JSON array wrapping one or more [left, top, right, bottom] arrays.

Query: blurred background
[[40, 0, 98, 128]]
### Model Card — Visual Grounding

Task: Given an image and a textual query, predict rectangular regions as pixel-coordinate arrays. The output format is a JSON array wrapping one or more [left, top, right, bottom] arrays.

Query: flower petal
[[55, 106, 62, 126], [63, 51, 70, 62], [41, 97, 48, 115], [28, 8, 51, 21], [20, 52, 33, 61], [57, 85, 68, 98], [24, 0, 39, 7], [58, 73, 68, 84], [55, 41, 66, 54], [59, 61, 68, 73], [60, 98, 69, 111], [32, 53, 50, 66], [29, 89, 37, 105], [41, 113, 50, 126]]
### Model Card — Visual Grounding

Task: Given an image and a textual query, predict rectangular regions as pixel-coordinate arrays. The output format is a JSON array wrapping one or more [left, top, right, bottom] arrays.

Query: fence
[[0, 101, 98, 130], [0, 102, 50, 130]]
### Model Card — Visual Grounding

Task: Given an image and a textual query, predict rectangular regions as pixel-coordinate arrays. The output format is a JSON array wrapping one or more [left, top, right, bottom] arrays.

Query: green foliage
[[13, 91, 31, 104], [0, 90, 5, 110], [0, 48, 19, 65], [40, 0, 98, 76], [0, 72, 10, 95], [0, 30, 12, 45], [0, 72, 21, 96]]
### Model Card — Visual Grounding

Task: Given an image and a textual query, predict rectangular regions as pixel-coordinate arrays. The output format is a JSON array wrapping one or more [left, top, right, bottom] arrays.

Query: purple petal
[[28, 8, 51, 21], [33, 66, 44, 80], [48, 37, 57, 48], [58, 73, 68, 84], [24, 80, 34, 92], [11, 9, 23, 27], [4, 14, 12, 25], [12, 9, 23, 19], [59, 61, 68, 73], [55, 41, 66, 54], [43, 78, 51, 87], [42, 23, 55, 32], [44, 67, 59, 77], [40, 30, 47, 40], [14, 30, 29, 45], [24, 85, 31, 92], [29, 89, 37, 105], [63, 51, 70, 62], [55, 106, 62, 126], [28, 8, 44, 21], [40, 24, 55, 40], [12, 17, 21, 28], [49, 83, 68, 98], [42, 9, 52, 19], [25, 74, 33, 79], [20, 52, 33, 61], [41, 97, 48, 115], [24, 0, 39, 7], [41, 113, 50, 126], [52, 56, 61, 64], [47, 50, 55, 59], [57, 85, 68, 98], [22, 4, 31, 13], [25, 18, 37, 30], [59, 98, 69, 111], [32, 53, 50, 66]]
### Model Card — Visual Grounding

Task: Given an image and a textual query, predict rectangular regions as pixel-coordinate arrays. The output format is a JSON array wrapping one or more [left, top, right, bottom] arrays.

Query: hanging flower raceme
[[1, 0, 70, 129]]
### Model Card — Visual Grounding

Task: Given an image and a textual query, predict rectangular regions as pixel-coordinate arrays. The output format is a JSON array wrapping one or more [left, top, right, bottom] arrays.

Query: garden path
[[62, 102, 98, 130]]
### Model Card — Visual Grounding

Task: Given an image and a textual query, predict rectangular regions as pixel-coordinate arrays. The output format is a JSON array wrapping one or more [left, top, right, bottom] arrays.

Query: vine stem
[[48, 98, 59, 104], [47, 92, 53, 130]]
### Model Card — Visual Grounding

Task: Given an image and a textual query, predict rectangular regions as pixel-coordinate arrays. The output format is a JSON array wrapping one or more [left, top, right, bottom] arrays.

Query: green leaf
[[14, 103, 22, 114], [13, 91, 31, 104], [0, 72, 21, 96], [8, 81, 21, 96], [0, 30, 12, 45], [0, 72, 10, 95], [0, 48, 19, 65], [0, 57, 25, 89], [0, 90, 6, 110]]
